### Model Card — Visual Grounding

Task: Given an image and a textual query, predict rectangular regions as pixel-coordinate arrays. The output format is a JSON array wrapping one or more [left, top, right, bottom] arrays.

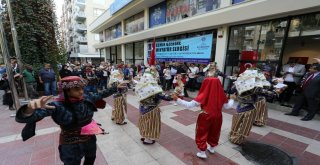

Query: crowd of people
[[0, 57, 318, 164]]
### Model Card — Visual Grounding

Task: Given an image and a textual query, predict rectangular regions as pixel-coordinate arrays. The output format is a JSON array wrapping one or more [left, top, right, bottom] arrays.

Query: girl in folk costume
[[135, 69, 172, 145], [15, 76, 127, 165], [108, 70, 128, 125], [172, 74, 187, 105], [203, 62, 227, 78], [228, 69, 279, 144], [172, 77, 228, 159]]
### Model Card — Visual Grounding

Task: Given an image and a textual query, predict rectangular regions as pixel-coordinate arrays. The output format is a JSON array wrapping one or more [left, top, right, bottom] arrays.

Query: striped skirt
[[254, 98, 267, 126], [138, 107, 161, 140], [229, 110, 256, 145], [112, 95, 127, 124]]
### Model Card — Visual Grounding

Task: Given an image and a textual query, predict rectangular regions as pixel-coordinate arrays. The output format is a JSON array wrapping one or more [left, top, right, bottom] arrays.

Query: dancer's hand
[[314, 58, 320, 64], [230, 94, 237, 100], [171, 94, 179, 101], [117, 81, 129, 89], [25, 96, 55, 115], [28, 96, 55, 110]]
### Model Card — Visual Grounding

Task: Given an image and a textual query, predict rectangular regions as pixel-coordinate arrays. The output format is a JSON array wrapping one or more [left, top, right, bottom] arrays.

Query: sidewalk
[[0, 90, 320, 164]]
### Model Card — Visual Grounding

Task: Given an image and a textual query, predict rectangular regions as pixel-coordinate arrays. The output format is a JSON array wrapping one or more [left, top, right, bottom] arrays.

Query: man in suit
[[279, 59, 306, 107], [285, 64, 320, 121]]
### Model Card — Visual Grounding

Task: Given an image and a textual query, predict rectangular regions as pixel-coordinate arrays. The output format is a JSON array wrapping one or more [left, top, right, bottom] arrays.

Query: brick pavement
[[0, 90, 320, 164]]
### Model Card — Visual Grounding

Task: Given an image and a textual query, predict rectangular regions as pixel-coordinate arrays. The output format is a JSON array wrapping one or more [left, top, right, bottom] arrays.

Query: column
[[143, 40, 148, 66], [121, 44, 125, 63], [121, 20, 125, 36], [144, 8, 149, 30], [215, 26, 229, 72]]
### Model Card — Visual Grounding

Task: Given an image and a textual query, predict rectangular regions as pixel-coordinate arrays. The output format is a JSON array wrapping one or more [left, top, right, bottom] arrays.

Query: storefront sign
[[110, 0, 132, 15], [149, 1, 166, 28], [152, 34, 213, 63]]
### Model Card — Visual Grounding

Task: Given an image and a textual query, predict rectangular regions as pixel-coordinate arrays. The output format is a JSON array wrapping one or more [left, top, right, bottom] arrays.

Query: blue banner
[[150, 34, 213, 63], [149, 1, 166, 28], [110, 0, 132, 15]]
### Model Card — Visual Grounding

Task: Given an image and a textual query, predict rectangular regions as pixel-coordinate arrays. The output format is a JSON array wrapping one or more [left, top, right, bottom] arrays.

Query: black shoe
[[301, 117, 312, 121], [140, 138, 145, 141], [116, 122, 127, 125], [284, 112, 299, 116]]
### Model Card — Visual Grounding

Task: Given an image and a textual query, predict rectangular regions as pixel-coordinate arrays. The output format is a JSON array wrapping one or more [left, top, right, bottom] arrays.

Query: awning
[[70, 53, 102, 58]]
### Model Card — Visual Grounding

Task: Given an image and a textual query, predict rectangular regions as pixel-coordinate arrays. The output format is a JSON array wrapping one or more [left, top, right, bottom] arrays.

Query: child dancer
[[135, 69, 172, 144], [172, 77, 228, 159], [108, 70, 128, 125], [15, 76, 127, 165]]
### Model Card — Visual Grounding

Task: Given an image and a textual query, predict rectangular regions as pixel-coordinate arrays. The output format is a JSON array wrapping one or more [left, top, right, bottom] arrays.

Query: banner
[[149, 1, 166, 28], [149, 34, 213, 63]]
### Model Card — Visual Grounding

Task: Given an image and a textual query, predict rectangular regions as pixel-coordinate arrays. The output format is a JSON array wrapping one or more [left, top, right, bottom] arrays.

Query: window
[[95, 34, 100, 41], [93, 8, 104, 17], [125, 12, 144, 35]]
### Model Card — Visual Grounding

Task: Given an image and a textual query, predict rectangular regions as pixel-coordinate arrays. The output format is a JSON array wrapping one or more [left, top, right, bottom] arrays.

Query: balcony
[[76, 37, 87, 43], [75, 11, 86, 22], [76, 24, 87, 33]]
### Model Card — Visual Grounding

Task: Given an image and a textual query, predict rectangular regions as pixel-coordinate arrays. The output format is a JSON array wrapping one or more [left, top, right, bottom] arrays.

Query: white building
[[89, 0, 320, 86], [60, 0, 111, 63]]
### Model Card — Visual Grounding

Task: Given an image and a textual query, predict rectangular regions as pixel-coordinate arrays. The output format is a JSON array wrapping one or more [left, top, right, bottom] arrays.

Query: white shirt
[[188, 67, 199, 78], [284, 67, 295, 82], [163, 69, 172, 80]]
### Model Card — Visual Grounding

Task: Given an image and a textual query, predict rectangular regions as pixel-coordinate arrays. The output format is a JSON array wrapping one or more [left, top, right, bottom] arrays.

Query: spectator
[[0, 73, 14, 110], [22, 65, 38, 99], [279, 59, 306, 107], [39, 63, 57, 96], [187, 63, 199, 92], [163, 65, 172, 91], [82, 65, 98, 95], [59, 64, 72, 79], [285, 64, 320, 121]]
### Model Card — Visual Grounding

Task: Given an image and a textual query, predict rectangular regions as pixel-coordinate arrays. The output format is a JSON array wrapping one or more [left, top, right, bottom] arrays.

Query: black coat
[[303, 73, 320, 98]]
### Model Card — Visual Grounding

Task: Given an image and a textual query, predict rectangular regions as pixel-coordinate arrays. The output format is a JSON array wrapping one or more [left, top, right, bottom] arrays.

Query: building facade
[[60, 0, 110, 63], [89, 0, 320, 86]]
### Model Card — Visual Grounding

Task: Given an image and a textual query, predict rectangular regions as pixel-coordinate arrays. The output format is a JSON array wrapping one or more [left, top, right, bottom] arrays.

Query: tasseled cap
[[58, 76, 87, 90]]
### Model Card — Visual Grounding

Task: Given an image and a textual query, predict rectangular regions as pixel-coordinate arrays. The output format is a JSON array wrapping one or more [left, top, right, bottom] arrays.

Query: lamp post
[[5, 0, 29, 100]]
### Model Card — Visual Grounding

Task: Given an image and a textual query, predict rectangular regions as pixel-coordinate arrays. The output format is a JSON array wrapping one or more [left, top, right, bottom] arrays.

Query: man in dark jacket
[[285, 64, 320, 121]]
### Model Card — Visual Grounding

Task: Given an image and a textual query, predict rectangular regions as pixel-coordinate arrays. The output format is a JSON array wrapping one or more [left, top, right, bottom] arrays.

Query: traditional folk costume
[[135, 70, 172, 144], [203, 62, 227, 78], [16, 76, 117, 165], [108, 70, 128, 125], [229, 69, 277, 145], [176, 78, 228, 159]]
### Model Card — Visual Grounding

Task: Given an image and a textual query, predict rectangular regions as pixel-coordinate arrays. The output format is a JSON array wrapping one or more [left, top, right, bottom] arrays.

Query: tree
[[3, 0, 66, 73]]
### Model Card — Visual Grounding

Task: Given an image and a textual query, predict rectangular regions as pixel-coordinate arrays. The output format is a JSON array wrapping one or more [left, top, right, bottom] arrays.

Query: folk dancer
[[15, 76, 127, 165], [135, 69, 172, 145]]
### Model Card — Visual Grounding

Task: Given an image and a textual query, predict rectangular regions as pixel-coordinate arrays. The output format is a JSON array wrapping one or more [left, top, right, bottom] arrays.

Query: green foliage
[[3, 0, 67, 73]]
